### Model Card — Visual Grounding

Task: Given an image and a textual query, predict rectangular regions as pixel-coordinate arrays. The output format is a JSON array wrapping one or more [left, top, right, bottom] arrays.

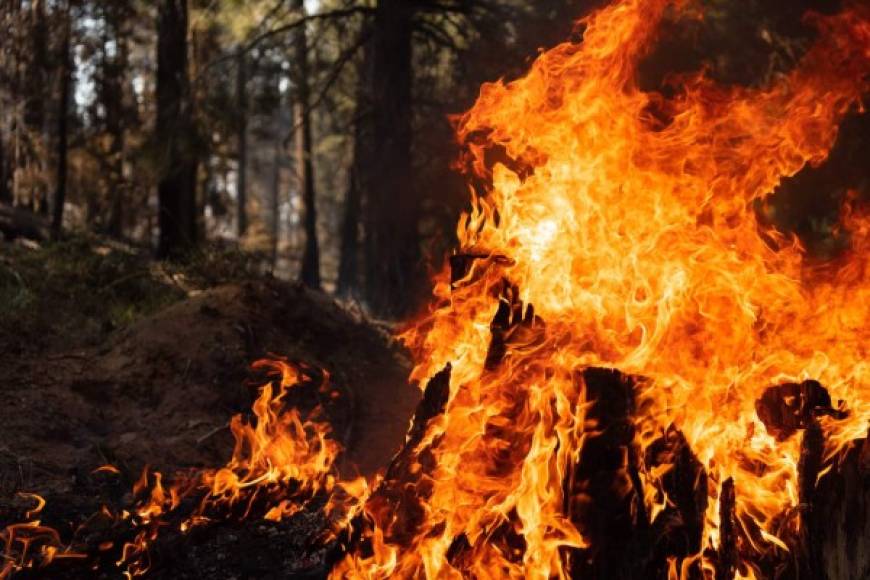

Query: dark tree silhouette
[[294, 0, 321, 289], [362, 0, 419, 317], [235, 50, 248, 238], [51, 0, 73, 240], [155, 0, 197, 258]]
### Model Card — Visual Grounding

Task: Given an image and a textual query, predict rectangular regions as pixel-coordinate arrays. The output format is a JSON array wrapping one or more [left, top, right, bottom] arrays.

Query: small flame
[[117, 358, 367, 576]]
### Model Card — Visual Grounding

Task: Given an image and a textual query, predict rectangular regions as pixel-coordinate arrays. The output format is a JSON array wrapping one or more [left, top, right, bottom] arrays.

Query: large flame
[[343, 0, 870, 577]]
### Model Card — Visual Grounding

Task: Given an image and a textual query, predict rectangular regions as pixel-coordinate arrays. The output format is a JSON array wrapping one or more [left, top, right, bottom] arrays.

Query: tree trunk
[[0, 124, 8, 204], [235, 50, 248, 238], [155, 0, 196, 258], [51, 0, 72, 240], [104, 3, 128, 239], [27, 0, 49, 214], [337, 44, 372, 298], [291, 0, 320, 288], [4, 0, 22, 207], [271, 107, 283, 267], [362, 0, 419, 318], [337, 168, 362, 297]]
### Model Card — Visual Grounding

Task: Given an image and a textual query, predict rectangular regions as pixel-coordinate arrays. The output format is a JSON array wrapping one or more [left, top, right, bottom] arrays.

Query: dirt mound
[[0, 279, 417, 497]]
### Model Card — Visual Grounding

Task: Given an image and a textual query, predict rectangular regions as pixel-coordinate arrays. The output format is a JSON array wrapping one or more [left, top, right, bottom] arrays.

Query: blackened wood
[[813, 434, 870, 580], [798, 420, 823, 579], [350, 364, 451, 551], [716, 477, 737, 580], [484, 279, 540, 370], [755, 380, 846, 441], [567, 367, 643, 580], [385, 363, 451, 480], [643, 426, 707, 579]]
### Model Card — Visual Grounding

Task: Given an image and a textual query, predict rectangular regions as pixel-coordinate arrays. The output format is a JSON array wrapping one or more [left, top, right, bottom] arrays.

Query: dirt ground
[[0, 277, 419, 498]]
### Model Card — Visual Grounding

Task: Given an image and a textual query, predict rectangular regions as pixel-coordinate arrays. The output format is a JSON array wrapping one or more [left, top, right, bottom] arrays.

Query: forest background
[[1, 0, 866, 319]]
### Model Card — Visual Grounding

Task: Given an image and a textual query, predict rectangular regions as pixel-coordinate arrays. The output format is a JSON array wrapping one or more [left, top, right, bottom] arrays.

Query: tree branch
[[284, 29, 371, 147], [194, 6, 372, 84]]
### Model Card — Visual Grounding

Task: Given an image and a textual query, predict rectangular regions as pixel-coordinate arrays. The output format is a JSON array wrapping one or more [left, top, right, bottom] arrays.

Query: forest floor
[[0, 236, 419, 578]]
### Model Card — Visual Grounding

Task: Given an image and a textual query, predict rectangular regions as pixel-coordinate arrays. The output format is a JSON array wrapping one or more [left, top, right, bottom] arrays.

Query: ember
[[2, 0, 869, 578]]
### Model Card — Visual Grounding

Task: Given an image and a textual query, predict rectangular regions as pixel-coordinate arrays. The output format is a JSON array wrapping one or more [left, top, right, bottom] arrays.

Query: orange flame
[[117, 358, 368, 576], [0, 494, 85, 579], [340, 0, 870, 577]]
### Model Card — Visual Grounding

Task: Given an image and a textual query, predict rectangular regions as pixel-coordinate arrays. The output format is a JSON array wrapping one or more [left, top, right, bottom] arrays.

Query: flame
[[116, 358, 369, 576], [0, 494, 85, 579], [339, 0, 870, 576]]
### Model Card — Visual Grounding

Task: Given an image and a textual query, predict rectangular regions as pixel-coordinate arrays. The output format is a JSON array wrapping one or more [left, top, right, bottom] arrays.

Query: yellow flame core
[[348, 0, 870, 576]]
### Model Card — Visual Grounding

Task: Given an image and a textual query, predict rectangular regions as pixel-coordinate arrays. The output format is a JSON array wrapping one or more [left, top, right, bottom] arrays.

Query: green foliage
[[0, 237, 180, 341], [0, 236, 276, 353]]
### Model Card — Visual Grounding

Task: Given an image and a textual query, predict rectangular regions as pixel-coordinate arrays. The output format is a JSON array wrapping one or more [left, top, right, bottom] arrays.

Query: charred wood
[[344, 364, 451, 557], [813, 433, 870, 580], [716, 477, 737, 580], [755, 380, 847, 442], [566, 367, 645, 579], [644, 426, 707, 579], [797, 419, 823, 579]]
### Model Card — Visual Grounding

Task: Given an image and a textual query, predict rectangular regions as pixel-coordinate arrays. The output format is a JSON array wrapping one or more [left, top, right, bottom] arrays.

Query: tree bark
[[337, 167, 362, 297], [0, 123, 8, 204], [292, 0, 320, 289], [103, 2, 128, 239], [271, 106, 283, 267], [51, 0, 72, 240], [2, 1, 22, 207], [26, 0, 49, 214], [155, 0, 196, 258], [235, 50, 248, 238], [337, 47, 371, 298], [362, 0, 419, 318]]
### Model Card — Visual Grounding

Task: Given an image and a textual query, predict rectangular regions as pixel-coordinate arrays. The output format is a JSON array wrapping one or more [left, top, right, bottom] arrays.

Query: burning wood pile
[[3, 0, 870, 578]]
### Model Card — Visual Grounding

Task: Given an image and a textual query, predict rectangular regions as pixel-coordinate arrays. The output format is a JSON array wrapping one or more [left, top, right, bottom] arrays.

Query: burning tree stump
[[646, 427, 708, 580], [813, 434, 870, 580], [716, 477, 737, 580], [563, 368, 644, 579]]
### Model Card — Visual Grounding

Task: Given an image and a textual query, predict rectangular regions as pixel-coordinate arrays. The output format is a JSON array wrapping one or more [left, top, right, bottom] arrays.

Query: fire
[[382, 0, 869, 576], [2, 0, 868, 577], [118, 358, 369, 576], [0, 494, 86, 579]]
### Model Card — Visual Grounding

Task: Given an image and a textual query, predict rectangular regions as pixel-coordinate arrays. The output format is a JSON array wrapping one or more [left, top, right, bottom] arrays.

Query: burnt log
[[484, 280, 540, 370], [755, 380, 847, 441], [813, 434, 870, 580], [644, 427, 707, 579], [716, 477, 737, 580], [565, 367, 646, 579], [797, 420, 824, 579], [342, 364, 452, 557]]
